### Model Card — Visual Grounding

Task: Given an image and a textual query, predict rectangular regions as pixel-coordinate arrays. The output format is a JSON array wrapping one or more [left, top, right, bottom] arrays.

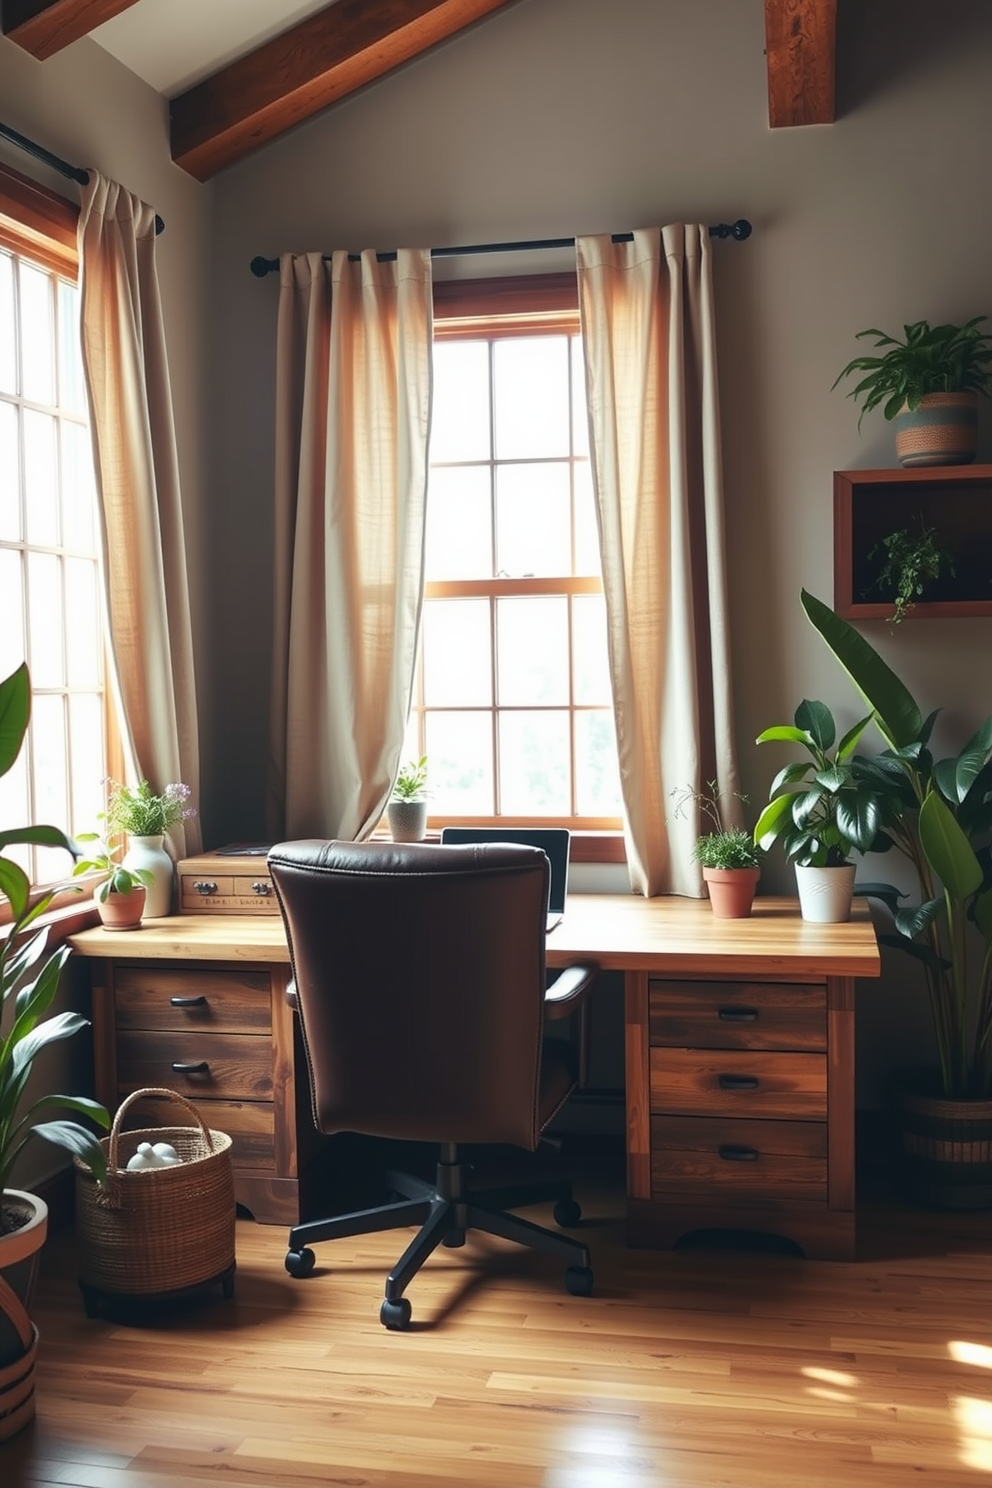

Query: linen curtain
[[267, 249, 433, 841], [577, 225, 738, 897], [77, 171, 201, 857]]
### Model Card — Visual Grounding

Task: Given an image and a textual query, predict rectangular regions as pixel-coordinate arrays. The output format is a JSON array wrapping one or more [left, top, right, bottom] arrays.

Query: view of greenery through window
[[405, 329, 622, 825], [0, 240, 107, 887]]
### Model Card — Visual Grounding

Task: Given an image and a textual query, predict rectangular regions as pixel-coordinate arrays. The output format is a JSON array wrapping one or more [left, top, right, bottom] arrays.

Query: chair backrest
[[268, 839, 552, 1150]]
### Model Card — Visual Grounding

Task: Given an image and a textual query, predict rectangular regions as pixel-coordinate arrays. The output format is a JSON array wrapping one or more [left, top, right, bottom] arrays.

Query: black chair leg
[[288, 1193, 432, 1252], [384, 1196, 457, 1302]]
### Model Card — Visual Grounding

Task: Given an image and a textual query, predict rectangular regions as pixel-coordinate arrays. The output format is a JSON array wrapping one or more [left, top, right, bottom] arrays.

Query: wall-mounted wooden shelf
[[834, 465, 992, 620]]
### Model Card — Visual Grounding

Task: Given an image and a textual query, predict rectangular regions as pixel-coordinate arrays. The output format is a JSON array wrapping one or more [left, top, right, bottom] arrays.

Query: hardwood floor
[[8, 1142, 992, 1487]]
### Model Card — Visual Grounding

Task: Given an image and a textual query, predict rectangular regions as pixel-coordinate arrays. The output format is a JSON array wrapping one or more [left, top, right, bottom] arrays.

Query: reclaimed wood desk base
[[71, 896, 879, 1254]]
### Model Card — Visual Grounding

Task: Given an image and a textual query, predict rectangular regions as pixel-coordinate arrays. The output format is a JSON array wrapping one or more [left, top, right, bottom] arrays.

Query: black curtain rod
[[0, 119, 165, 236], [249, 219, 752, 277]]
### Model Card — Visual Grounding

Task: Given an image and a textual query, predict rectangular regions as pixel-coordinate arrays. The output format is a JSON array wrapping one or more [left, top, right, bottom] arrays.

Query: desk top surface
[[69, 894, 880, 979]]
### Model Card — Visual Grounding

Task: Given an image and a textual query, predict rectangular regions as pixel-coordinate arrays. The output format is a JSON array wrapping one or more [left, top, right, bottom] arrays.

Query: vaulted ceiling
[[1, 0, 837, 181]]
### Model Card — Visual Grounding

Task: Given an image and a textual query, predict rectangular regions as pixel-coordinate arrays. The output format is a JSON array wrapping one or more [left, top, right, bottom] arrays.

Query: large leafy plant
[[753, 700, 882, 866], [832, 316, 992, 428], [0, 662, 108, 1223], [800, 589, 992, 1100]]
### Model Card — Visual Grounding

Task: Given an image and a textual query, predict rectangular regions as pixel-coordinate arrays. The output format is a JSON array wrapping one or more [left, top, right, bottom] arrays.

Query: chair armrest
[[285, 979, 299, 1012], [543, 962, 598, 1020]]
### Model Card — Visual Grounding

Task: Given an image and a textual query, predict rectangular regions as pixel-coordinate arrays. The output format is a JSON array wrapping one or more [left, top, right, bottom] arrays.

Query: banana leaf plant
[[0, 662, 108, 1224], [753, 699, 883, 866], [800, 589, 992, 1100]]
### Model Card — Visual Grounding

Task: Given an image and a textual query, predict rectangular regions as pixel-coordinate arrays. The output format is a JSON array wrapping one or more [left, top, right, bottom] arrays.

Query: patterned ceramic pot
[[894, 392, 978, 467]]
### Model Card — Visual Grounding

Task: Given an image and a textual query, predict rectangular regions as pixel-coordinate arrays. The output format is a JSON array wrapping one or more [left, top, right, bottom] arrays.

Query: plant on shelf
[[867, 517, 956, 623], [832, 315, 992, 466], [387, 756, 429, 844], [753, 699, 883, 922], [801, 587, 992, 1205], [71, 836, 153, 906], [0, 662, 109, 1437], [104, 777, 194, 837], [671, 781, 762, 918]]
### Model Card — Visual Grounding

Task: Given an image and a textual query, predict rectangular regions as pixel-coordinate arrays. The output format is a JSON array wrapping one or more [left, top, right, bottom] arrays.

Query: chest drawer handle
[[718, 1074, 759, 1091], [170, 995, 207, 1008], [193, 880, 217, 896], [251, 880, 272, 895], [171, 1060, 209, 1075], [718, 1144, 759, 1162], [718, 1006, 758, 1022]]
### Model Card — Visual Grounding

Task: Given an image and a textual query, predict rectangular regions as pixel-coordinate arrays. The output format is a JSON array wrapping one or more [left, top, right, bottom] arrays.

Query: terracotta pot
[[0, 1189, 47, 1441], [97, 884, 146, 930], [894, 391, 978, 468], [888, 1068, 992, 1210], [702, 866, 760, 919], [794, 863, 856, 923]]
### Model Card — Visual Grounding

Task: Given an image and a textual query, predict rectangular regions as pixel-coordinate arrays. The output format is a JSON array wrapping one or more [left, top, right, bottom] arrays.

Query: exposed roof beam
[[170, 0, 519, 182], [764, 0, 836, 128], [1, 0, 140, 59]]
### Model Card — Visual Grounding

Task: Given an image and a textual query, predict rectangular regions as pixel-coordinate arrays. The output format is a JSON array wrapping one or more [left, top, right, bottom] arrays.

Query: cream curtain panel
[[267, 249, 433, 841], [577, 225, 738, 897], [77, 171, 201, 858]]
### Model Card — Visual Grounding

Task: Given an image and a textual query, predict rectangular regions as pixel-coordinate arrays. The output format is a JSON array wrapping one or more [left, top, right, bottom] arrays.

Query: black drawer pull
[[718, 1074, 759, 1091], [171, 1060, 209, 1075], [718, 1144, 759, 1162], [718, 1006, 758, 1022], [170, 995, 207, 1008], [193, 880, 217, 895]]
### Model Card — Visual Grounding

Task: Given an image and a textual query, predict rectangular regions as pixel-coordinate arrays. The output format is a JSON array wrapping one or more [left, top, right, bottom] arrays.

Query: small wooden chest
[[177, 845, 279, 915]]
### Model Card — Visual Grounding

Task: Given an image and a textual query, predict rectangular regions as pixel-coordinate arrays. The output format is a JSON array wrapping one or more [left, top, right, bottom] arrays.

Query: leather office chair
[[268, 838, 597, 1330]]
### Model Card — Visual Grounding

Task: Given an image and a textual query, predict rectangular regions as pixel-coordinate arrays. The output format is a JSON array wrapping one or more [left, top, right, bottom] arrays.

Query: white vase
[[795, 863, 856, 923], [123, 834, 174, 917]]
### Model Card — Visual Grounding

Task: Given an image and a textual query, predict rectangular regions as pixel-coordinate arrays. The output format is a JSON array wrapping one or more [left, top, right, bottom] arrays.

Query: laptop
[[439, 826, 570, 933]]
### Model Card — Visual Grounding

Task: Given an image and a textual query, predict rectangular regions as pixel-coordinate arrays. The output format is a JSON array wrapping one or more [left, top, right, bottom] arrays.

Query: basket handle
[[108, 1086, 218, 1172]]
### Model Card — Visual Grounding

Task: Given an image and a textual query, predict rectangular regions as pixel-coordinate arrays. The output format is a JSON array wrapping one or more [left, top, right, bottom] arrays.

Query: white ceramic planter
[[387, 800, 428, 843], [795, 863, 856, 923], [123, 834, 174, 917]]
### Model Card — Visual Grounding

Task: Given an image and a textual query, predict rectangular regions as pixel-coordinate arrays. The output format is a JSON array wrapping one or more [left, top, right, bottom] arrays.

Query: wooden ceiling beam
[[1, 0, 141, 60], [764, 0, 836, 128], [170, 0, 518, 182]]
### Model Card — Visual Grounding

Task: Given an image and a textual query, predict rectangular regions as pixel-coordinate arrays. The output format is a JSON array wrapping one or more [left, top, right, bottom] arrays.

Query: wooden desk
[[71, 895, 879, 1255]]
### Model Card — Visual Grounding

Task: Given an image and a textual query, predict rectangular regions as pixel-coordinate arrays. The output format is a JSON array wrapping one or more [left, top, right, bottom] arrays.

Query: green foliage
[[868, 518, 956, 623], [0, 663, 109, 1218], [391, 756, 428, 801], [754, 699, 883, 867], [671, 780, 761, 870], [104, 778, 194, 837], [71, 836, 153, 904], [832, 316, 992, 427], [801, 587, 992, 1099]]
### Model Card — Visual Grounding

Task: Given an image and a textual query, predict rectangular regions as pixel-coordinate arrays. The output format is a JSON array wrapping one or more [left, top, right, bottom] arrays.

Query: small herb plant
[[867, 518, 956, 623], [671, 781, 761, 870], [104, 778, 195, 837], [832, 316, 992, 428], [71, 836, 153, 903], [391, 756, 428, 801], [753, 700, 882, 867]]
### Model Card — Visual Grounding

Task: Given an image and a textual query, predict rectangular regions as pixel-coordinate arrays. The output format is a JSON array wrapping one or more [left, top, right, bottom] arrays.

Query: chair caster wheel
[[553, 1197, 582, 1227], [380, 1296, 412, 1330], [565, 1265, 593, 1297], [285, 1247, 316, 1278]]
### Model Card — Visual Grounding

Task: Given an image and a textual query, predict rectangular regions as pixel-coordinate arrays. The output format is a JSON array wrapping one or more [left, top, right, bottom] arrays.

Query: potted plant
[[800, 588, 992, 1206], [867, 516, 956, 623], [832, 315, 992, 466], [71, 836, 153, 930], [753, 699, 883, 922], [671, 782, 762, 918], [103, 778, 195, 918], [387, 756, 429, 843], [0, 662, 109, 1438]]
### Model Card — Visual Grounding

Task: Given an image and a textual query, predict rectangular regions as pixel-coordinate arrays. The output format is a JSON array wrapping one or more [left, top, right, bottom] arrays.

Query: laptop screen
[[439, 826, 570, 922]]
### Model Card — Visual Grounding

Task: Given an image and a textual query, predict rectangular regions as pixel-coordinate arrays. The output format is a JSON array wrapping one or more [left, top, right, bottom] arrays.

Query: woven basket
[[74, 1087, 236, 1296]]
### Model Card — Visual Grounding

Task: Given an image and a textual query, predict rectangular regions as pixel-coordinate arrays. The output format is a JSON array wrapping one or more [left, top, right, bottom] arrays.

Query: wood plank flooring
[[7, 1146, 992, 1487]]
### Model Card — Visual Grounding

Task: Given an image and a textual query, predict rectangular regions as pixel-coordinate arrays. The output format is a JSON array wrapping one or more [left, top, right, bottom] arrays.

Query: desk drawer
[[117, 1030, 274, 1101], [117, 1091, 277, 1171], [650, 1047, 826, 1120], [179, 873, 279, 914], [649, 980, 826, 1050], [114, 965, 272, 1034], [651, 1114, 827, 1200]]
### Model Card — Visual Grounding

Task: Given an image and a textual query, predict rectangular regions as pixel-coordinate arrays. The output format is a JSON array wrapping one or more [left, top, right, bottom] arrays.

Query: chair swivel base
[[285, 1149, 593, 1329]]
